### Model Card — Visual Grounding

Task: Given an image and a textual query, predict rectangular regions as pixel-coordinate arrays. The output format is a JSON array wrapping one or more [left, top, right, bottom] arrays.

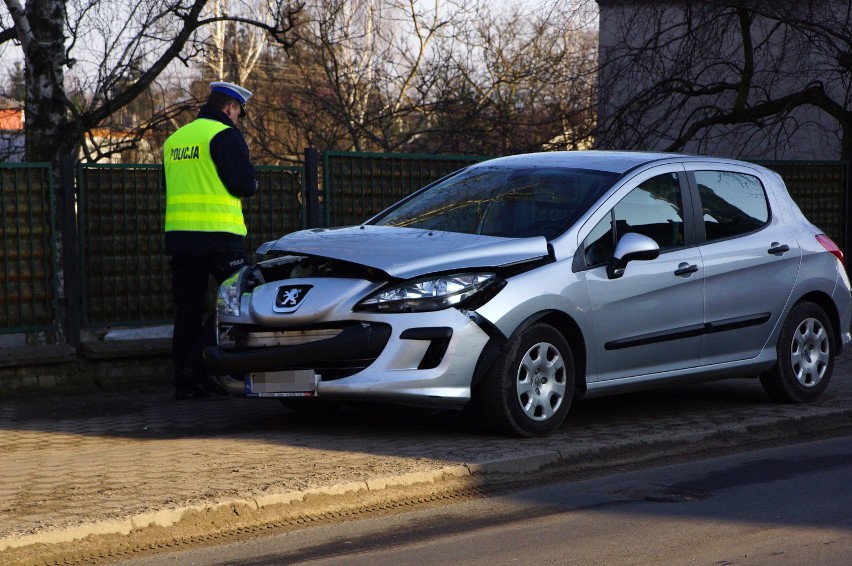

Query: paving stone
[[1, 352, 852, 554]]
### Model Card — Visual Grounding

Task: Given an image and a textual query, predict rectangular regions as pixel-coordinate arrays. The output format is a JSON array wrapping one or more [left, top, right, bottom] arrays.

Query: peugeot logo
[[274, 285, 312, 313]]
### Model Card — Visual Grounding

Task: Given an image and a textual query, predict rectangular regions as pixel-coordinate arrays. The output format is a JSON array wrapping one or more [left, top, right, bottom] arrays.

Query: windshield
[[371, 166, 619, 239]]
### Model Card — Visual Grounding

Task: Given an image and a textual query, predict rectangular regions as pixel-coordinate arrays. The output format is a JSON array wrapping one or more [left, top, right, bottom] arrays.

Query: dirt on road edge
[[6, 414, 852, 566]]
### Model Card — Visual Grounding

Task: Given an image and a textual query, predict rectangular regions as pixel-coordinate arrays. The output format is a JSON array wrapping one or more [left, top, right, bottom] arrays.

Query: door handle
[[674, 263, 699, 277], [768, 242, 790, 255]]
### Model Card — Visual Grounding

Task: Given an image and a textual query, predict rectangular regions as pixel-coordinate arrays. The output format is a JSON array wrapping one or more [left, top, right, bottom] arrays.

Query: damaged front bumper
[[204, 309, 494, 408]]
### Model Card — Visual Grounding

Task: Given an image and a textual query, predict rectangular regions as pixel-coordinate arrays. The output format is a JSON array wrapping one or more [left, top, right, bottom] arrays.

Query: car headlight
[[356, 273, 500, 313], [217, 268, 246, 317]]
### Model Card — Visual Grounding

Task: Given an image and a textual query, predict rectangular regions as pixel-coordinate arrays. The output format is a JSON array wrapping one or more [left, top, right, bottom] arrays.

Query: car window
[[695, 171, 769, 242], [371, 166, 618, 239], [583, 172, 684, 266]]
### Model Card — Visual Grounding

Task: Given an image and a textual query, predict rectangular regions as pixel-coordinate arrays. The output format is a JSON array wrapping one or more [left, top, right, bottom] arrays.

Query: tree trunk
[[22, 0, 73, 163], [6, 0, 75, 344]]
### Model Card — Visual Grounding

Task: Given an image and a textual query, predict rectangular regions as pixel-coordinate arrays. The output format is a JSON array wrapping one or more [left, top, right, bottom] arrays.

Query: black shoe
[[174, 387, 211, 400], [199, 373, 229, 396]]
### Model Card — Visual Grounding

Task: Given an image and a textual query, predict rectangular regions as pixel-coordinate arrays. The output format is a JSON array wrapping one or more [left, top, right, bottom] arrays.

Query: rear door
[[684, 164, 801, 365]]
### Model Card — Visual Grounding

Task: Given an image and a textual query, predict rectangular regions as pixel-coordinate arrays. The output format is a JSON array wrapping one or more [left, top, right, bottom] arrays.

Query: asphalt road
[[114, 434, 852, 565]]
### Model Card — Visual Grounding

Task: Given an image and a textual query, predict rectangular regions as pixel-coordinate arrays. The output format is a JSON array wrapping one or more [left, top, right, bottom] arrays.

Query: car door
[[685, 165, 801, 365], [582, 166, 705, 382]]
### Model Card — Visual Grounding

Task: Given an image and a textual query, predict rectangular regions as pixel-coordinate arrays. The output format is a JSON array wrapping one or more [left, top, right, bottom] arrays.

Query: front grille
[[243, 328, 342, 347], [219, 322, 392, 380]]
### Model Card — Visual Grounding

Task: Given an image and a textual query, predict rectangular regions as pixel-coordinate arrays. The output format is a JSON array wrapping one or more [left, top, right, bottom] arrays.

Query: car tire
[[478, 323, 575, 437], [760, 301, 835, 403]]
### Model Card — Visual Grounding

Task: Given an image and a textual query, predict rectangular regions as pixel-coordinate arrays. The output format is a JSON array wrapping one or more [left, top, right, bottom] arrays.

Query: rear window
[[372, 166, 618, 239], [695, 171, 770, 241]]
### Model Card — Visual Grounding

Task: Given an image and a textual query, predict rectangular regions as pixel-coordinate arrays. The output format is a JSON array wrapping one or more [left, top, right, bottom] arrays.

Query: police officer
[[163, 81, 257, 400]]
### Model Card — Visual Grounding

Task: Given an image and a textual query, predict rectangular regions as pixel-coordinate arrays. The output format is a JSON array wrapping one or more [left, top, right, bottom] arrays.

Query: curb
[[3, 407, 851, 557]]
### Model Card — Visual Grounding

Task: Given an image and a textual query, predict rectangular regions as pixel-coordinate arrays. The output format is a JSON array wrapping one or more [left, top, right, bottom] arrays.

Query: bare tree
[[596, 0, 852, 161], [0, 0, 301, 165], [204, 0, 269, 85], [308, 0, 466, 152], [250, 0, 598, 160], [0, 0, 598, 166], [241, 0, 478, 159], [424, 0, 598, 155]]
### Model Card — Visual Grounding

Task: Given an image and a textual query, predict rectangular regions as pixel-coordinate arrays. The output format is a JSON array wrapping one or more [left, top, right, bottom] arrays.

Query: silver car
[[205, 151, 852, 437]]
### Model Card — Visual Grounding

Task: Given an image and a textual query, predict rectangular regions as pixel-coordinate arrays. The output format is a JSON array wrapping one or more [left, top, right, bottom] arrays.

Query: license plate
[[245, 370, 318, 397]]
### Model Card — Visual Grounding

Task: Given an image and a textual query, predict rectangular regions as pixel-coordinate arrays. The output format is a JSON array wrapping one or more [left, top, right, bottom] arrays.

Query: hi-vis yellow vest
[[163, 119, 247, 235]]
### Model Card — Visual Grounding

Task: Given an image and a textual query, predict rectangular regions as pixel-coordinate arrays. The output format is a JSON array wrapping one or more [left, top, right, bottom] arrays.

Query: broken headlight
[[356, 272, 499, 313], [216, 267, 246, 317]]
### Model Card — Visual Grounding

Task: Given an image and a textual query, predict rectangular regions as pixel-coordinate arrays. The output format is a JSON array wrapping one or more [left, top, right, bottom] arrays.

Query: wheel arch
[[794, 290, 842, 348], [761, 294, 838, 403], [471, 309, 588, 398]]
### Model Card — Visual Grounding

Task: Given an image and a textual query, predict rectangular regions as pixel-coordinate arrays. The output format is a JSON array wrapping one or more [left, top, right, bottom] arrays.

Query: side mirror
[[606, 232, 660, 279]]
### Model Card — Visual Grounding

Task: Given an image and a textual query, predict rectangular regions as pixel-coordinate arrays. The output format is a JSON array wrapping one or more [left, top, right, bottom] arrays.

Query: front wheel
[[760, 301, 835, 403], [478, 323, 575, 437]]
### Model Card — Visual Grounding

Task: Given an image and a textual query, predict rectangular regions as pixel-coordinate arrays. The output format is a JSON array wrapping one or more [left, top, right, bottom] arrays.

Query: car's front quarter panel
[[474, 258, 593, 358]]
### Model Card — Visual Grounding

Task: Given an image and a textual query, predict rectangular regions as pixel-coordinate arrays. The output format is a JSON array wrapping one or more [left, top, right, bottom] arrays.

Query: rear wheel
[[760, 301, 835, 403], [478, 323, 575, 437]]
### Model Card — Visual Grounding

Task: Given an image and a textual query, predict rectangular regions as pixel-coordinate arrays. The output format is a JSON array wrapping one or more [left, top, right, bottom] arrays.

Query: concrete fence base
[[0, 339, 172, 397]]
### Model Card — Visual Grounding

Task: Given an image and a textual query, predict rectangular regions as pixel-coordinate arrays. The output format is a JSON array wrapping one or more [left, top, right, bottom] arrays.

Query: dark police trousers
[[170, 251, 246, 390]]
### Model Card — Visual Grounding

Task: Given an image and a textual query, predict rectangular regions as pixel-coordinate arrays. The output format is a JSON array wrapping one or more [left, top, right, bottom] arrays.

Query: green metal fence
[[246, 165, 305, 256], [77, 164, 171, 327], [755, 160, 848, 249], [77, 164, 304, 328], [0, 154, 849, 337], [0, 163, 58, 334], [323, 151, 488, 226]]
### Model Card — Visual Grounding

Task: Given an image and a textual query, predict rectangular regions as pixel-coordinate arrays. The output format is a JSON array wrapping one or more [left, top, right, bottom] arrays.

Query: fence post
[[304, 147, 322, 228], [59, 155, 81, 346]]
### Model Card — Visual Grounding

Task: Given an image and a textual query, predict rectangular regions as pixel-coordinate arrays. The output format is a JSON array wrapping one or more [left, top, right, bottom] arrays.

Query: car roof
[[474, 150, 699, 175]]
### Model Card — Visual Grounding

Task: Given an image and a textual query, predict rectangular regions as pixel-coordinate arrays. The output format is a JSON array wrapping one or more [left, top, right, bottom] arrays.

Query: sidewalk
[[3, 352, 852, 563]]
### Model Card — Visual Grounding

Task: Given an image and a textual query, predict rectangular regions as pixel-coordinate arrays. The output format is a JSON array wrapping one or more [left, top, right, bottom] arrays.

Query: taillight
[[816, 234, 845, 266]]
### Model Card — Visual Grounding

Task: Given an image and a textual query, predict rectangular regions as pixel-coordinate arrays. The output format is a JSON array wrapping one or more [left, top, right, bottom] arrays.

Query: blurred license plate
[[246, 370, 318, 397]]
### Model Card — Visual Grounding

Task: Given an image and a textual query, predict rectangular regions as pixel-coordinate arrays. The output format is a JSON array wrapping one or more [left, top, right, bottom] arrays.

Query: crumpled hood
[[256, 225, 550, 279]]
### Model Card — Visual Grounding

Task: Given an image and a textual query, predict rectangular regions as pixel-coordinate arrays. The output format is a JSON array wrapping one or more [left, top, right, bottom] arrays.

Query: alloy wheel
[[790, 317, 830, 387], [515, 341, 567, 421]]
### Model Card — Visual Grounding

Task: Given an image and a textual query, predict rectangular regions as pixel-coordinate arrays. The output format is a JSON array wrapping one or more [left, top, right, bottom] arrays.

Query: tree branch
[[3, 0, 32, 51], [0, 26, 17, 44]]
